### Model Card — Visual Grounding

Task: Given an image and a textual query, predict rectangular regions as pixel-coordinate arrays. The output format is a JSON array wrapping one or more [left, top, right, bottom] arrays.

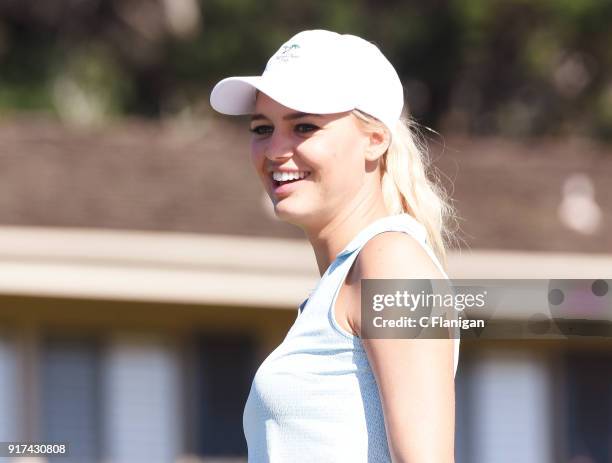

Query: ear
[[364, 126, 390, 162]]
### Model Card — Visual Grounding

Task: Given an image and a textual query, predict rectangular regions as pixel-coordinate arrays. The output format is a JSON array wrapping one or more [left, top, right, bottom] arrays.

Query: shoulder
[[354, 230, 445, 280], [343, 231, 445, 338]]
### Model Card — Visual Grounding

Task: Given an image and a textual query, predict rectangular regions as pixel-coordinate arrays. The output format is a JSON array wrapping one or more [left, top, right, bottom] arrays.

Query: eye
[[249, 125, 273, 136], [249, 123, 319, 136], [295, 123, 319, 134]]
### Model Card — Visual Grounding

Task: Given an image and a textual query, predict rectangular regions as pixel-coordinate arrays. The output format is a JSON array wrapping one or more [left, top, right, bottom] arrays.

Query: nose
[[264, 131, 295, 161]]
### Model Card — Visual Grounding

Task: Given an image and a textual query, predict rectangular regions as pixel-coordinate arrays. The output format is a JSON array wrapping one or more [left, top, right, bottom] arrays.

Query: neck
[[305, 194, 391, 277]]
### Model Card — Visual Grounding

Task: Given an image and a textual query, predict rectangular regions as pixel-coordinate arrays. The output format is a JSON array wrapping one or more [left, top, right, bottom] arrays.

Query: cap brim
[[210, 74, 357, 116], [209, 76, 263, 115], [210, 75, 323, 115]]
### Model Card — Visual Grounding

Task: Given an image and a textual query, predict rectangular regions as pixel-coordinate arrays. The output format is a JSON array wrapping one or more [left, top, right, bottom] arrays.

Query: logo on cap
[[279, 43, 300, 58], [264, 43, 301, 72]]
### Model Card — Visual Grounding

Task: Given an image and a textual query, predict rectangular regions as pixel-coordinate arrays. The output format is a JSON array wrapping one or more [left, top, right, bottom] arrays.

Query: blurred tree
[[0, 0, 611, 139]]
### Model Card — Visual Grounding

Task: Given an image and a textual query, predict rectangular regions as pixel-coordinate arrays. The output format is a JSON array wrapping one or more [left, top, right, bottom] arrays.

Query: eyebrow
[[250, 112, 324, 122]]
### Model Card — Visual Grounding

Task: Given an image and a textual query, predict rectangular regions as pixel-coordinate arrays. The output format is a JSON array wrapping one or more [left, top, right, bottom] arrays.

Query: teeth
[[272, 171, 310, 182]]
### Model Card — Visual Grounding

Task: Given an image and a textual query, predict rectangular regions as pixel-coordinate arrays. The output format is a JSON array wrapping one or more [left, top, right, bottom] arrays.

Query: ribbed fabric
[[243, 213, 461, 462]]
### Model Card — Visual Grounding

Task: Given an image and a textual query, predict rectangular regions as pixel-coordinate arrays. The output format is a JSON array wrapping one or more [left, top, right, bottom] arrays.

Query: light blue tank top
[[243, 213, 460, 462]]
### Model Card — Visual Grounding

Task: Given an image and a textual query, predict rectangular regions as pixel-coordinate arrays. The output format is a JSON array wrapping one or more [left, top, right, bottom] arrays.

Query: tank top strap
[[306, 213, 448, 319], [300, 213, 448, 318], [329, 213, 448, 279]]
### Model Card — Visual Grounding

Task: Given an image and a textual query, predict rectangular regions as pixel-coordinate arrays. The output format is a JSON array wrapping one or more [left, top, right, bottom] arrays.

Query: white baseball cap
[[209, 29, 404, 132]]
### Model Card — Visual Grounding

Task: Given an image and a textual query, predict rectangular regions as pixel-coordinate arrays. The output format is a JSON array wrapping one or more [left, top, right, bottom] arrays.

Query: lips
[[271, 172, 311, 196], [272, 172, 312, 188]]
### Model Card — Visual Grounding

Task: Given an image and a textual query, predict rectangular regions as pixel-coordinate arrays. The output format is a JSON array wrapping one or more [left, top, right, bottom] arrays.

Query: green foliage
[[1, 0, 612, 139]]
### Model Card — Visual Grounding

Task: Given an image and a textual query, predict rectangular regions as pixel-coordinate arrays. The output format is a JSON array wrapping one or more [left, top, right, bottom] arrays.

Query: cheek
[[250, 139, 266, 171], [303, 139, 359, 192], [298, 134, 344, 169]]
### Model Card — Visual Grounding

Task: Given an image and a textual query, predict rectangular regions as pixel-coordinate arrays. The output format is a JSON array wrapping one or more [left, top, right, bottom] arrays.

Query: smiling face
[[249, 92, 376, 227]]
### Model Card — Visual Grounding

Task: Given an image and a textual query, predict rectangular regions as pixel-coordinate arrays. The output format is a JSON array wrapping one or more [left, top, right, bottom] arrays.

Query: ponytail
[[353, 109, 457, 270]]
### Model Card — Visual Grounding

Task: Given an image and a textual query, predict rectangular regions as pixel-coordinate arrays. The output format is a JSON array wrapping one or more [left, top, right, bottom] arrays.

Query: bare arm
[[350, 232, 456, 463]]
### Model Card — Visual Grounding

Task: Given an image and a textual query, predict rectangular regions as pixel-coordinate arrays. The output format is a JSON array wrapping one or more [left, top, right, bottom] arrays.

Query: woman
[[210, 29, 460, 463]]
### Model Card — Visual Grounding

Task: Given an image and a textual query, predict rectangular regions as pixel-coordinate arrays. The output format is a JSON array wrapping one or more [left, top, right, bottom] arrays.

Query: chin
[[273, 200, 308, 226], [273, 202, 299, 221]]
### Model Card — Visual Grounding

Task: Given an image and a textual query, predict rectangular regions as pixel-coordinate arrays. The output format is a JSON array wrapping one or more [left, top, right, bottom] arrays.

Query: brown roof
[[0, 114, 610, 253]]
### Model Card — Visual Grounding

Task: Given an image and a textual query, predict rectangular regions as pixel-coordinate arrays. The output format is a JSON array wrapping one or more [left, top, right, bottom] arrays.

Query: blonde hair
[[352, 109, 457, 270]]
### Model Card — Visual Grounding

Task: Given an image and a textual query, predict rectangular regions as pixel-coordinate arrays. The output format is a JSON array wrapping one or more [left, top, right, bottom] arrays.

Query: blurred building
[[0, 116, 611, 463]]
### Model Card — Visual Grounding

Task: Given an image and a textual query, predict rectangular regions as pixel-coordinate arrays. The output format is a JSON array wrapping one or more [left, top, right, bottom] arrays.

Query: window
[[195, 334, 257, 457], [40, 338, 100, 463], [564, 351, 612, 463]]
